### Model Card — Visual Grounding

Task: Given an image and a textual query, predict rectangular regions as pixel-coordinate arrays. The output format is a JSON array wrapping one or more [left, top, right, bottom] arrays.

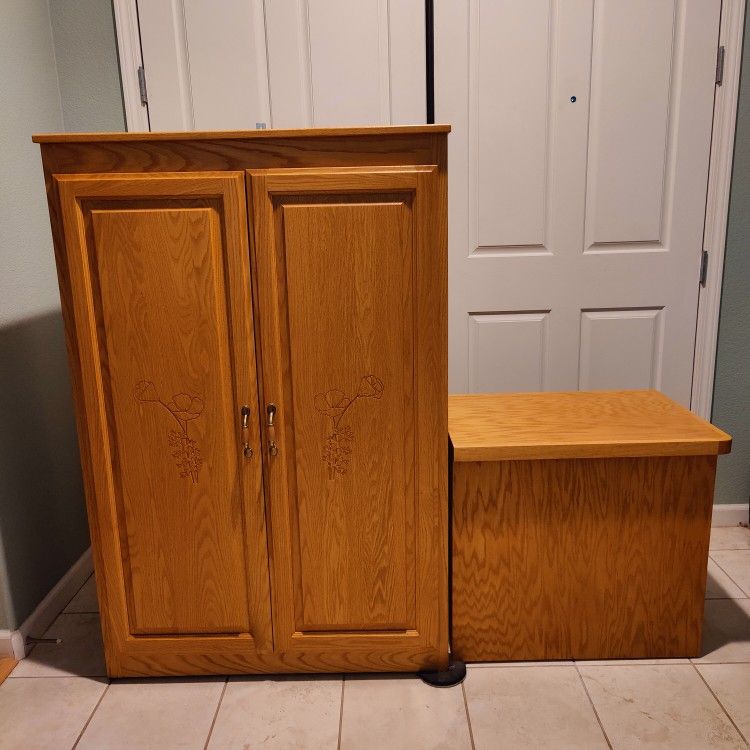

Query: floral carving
[[134, 380, 204, 483], [315, 375, 384, 479]]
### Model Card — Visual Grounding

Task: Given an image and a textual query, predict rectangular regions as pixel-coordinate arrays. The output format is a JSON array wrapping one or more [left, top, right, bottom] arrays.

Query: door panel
[[474, 0, 552, 250], [249, 167, 447, 668], [437, 0, 721, 404], [579, 308, 665, 390], [468, 312, 550, 393], [137, 0, 425, 130], [57, 174, 272, 656], [283, 201, 414, 632], [585, 0, 677, 247]]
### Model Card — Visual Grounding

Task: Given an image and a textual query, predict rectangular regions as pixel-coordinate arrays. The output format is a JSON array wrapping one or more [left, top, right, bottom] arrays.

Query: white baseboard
[[0, 547, 92, 660], [712, 503, 749, 527], [0, 629, 25, 660]]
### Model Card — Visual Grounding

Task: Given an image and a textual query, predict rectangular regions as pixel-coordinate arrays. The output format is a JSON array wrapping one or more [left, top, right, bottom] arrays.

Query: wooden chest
[[449, 390, 731, 662]]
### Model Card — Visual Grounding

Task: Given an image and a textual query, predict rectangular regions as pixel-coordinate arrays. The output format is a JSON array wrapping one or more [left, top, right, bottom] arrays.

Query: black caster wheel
[[418, 658, 467, 687]]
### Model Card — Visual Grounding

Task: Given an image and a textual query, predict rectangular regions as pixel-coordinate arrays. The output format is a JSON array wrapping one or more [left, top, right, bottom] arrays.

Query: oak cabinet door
[[57, 173, 272, 673], [249, 167, 448, 671]]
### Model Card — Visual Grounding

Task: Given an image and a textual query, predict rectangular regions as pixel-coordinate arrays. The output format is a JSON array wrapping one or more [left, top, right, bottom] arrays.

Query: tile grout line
[[62, 575, 95, 616], [67, 574, 93, 604], [336, 675, 345, 750], [691, 660, 750, 666], [692, 663, 750, 747], [574, 664, 613, 750], [9, 673, 109, 679], [71, 680, 110, 749], [460, 680, 476, 749], [711, 548, 750, 551], [710, 554, 750, 598], [466, 661, 573, 671], [573, 662, 690, 667], [472, 661, 726, 668], [202, 678, 229, 750]]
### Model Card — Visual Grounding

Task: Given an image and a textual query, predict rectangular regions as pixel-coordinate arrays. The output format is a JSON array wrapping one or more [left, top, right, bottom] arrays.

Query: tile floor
[[2, 525, 749, 749]]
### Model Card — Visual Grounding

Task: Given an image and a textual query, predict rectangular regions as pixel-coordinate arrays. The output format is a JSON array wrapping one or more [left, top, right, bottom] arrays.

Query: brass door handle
[[266, 403, 278, 456], [240, 405, 253, 458]]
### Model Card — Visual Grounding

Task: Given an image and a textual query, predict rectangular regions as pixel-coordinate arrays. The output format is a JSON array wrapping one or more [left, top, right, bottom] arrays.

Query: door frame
[[691, 0, 746, 419], [113, 0, 149, 131], [114, 0, 745, 418]]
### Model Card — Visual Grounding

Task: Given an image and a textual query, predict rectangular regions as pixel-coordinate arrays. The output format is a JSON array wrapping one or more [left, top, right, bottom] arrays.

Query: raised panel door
[[248, 166, 448, 671], [437, 0, 721, 404], [56, 172, 273, 673]]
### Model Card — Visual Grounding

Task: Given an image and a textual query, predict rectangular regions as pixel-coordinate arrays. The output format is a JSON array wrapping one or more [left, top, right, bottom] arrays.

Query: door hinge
[[716, 46, 725, 86], [699, 250, 709, 286], [137, 65, 148, 106]]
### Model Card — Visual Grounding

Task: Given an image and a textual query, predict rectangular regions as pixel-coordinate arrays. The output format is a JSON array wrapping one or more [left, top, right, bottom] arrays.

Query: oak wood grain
[[452, 454, 717, 661], [108, 644, 447, 678], [0, 658, 16, 684], [32, 124, 450, 143], [248, 166, 448, 669], [56, 172, 273, 660], [449, 390, 731, 462], [36, 134, 444, 179], [38, 129, 449, 677]]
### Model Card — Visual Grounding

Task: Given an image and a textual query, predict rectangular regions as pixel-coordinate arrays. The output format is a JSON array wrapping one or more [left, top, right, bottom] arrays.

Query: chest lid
[[448, 390, 731, 462]]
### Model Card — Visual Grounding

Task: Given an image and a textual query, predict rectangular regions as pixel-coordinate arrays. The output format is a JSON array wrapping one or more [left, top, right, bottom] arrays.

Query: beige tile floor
[[1, 524, 749, 749]]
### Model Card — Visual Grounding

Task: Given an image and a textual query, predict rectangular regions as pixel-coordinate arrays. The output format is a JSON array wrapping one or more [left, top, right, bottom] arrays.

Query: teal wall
[[712, 9, 750, 512], [49, 0, 125, 132], [0, 0, 124, 631]]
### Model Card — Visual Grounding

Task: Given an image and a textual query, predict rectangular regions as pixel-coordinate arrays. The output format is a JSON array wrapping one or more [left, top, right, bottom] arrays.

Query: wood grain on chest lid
[[448, 390, 731, 462]]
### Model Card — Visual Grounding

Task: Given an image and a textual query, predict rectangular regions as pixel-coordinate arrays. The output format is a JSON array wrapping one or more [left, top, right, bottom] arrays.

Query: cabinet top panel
[[32, 124, 450, 144], [449, 390, 731, 462]]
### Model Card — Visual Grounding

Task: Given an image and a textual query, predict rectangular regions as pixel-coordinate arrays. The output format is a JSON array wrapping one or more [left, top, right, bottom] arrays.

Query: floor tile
[[340, 675, 471, 750], [64, 574, 99, 613], [12, 613, 106, 678], [711, 526, 750, 551], [697, 663, 750, 742], [0, 676, 106, 749], [707, 559, 747, 599], [712, 551, 750, 597], [694, 599, 750, 664], [77, 678, 224, 750], [580, 664, 745, 749], [464, 666, 607, 749], [575, 658, 690, 666], [468, 660, 572, 668], [207, 675, 341, 749]]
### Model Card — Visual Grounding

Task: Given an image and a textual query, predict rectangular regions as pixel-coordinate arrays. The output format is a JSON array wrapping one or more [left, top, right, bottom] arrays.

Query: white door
[[136, 0, 426, 130], [436, 0, 721, 405]]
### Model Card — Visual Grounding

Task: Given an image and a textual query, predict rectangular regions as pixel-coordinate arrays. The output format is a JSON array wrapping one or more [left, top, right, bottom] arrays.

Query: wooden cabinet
[[35, 127, 448, 677]]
